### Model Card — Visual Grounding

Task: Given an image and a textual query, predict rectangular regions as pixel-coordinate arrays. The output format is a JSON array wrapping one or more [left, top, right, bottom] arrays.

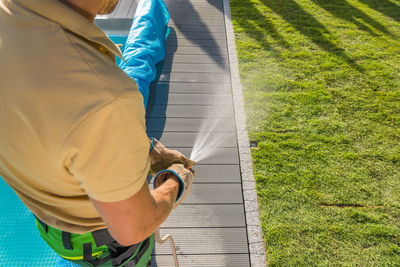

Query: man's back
[[0, 0, 150, 234]]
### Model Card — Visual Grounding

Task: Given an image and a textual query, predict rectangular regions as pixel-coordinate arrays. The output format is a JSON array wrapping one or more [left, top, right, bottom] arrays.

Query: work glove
[[149, 138, 196, 175], [153, 164, 194, 208]]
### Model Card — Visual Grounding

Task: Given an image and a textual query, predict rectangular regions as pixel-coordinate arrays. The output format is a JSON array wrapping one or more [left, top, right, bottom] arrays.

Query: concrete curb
[[222, 0, 267, 266]]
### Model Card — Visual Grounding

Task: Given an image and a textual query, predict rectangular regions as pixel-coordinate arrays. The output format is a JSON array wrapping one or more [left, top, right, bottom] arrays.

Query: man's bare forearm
[[90, 174, 180, 246]]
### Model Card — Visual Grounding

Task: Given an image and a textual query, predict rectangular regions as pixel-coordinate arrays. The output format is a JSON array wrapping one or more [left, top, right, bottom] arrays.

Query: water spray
[[190, 102, 234, 163]]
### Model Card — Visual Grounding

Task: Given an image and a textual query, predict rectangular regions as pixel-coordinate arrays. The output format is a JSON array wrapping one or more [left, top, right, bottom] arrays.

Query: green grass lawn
[[229, 0, 400, 265]]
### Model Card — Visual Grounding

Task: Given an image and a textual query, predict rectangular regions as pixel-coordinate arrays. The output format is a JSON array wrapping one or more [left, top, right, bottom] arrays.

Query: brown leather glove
[[153, 164, 194, 208], [149, 138, 196, 175]]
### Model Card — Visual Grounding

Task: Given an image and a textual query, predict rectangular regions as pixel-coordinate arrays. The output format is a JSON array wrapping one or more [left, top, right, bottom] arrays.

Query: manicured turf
[[229, 0, 400, 265]]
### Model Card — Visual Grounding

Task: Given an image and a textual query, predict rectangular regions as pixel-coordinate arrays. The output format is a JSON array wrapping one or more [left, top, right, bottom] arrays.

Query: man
[[0, 0, 195, 266]]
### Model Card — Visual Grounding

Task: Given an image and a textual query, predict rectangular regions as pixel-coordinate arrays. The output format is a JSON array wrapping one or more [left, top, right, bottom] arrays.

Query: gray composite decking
[[97, 0, 257, 266]]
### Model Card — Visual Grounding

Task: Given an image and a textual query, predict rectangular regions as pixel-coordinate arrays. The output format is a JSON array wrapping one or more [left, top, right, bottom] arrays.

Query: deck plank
[[167, 47, 227, 57], [167, 38, 227, 47], [154, 228, 249, 254], [164, 54, 227, 64], [152, 82, 230, 94], [147, 132, 237, 148], [146, 118, 235, 132], [169, 31, 227, 40], [158, 72, 228, 83], [159, 63, 227, 73], [148, 93, 232, 105], [148, 184, 243, 204], [114, 0, 132, 18], [151, 254, 250, 267], [146, 105, 234, 118], [168, 25, 226, 33], [169, 14, 224, 21], [167, 147, 239, 165], [183, 184, 243, 204], [162, 204, 245, 227], [187, 164, 241, 183]]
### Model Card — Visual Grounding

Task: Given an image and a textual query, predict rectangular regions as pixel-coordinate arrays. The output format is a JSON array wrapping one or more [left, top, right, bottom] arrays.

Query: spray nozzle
[[186, 166, 195, 174]]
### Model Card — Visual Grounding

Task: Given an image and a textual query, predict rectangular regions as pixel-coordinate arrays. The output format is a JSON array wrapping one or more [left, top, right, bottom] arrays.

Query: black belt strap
[[34, 215, 48, 233], [111, 241, 142, 266], [83, 241, 113, 267], [62, 231, 73, 250], [83, 243, 93, 262], [92, 228, 115, 247], [123, 237, 151, 267]]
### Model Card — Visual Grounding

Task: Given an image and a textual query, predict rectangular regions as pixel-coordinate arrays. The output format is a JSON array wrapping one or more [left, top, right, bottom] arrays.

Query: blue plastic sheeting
[[118, 0, 170, 109]]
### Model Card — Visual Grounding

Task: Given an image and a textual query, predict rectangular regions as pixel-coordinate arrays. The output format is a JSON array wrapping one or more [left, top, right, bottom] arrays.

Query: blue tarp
[[117, 0, 169, 109]]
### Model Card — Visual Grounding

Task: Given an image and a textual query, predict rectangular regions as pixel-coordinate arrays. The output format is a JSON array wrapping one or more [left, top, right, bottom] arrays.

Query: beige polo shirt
[[0, 0, 151, 234]]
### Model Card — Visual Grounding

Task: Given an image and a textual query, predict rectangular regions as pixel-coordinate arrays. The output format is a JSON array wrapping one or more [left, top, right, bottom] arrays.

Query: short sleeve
[[60, 93, 150, 202]]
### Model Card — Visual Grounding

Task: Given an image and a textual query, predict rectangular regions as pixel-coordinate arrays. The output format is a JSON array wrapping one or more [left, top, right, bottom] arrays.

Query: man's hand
[[149, 138, 196, 175], [153, 164, 194, 208]]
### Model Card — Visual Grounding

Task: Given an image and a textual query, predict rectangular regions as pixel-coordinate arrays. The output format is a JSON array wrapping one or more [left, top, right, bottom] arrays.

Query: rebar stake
[[155, 228, 179, 267]]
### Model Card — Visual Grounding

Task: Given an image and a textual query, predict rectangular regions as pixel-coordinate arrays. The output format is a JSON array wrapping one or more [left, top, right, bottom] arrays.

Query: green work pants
[[35, 219, 154, 267]]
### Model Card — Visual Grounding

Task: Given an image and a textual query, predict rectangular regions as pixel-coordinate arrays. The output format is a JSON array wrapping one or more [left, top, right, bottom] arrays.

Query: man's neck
[[58, 0, 99, 22]]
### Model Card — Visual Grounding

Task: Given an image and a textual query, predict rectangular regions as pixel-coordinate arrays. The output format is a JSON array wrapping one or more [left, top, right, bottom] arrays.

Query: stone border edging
[[222, 0, 267, 266]]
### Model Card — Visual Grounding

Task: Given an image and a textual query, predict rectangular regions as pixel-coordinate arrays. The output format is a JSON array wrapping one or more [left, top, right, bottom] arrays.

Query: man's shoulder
[[64, 31, 139, 98]]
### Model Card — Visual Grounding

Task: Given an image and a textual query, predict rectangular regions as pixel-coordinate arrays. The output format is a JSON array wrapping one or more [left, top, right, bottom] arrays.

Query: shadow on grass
[[311, 0, 393, 37], [261, 0, 363, 72], [358, 0, 400, 24], [229, 0, 291, 52]]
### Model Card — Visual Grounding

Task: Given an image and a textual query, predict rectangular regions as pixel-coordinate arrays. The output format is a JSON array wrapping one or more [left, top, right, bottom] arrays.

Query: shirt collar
[[12, 0, 123, 59]]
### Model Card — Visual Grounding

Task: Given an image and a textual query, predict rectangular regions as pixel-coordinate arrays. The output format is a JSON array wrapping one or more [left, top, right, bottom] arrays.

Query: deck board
[[158, 72, 228, 83], [183, 164, 241, 183], [167, 38, 227, 47], [115, 0, 132, 18], [159, 62, 228, 73], [167, 47, 227, 56], [168, 31, 227, 40], [154, 228, 249, 255], [163, 204, 246, 228], [146, 105, 234, 118], [152, 82, 230, 94], [164, 54, 227, 64], [146, 118, 235, 132], [168, 148, 239, 165], [148, 92, 232, 105], [147, 132, 237, 148], [151, 254, 250, 267], [168, 25, 227, 33], [183, 184, 243, 204]]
